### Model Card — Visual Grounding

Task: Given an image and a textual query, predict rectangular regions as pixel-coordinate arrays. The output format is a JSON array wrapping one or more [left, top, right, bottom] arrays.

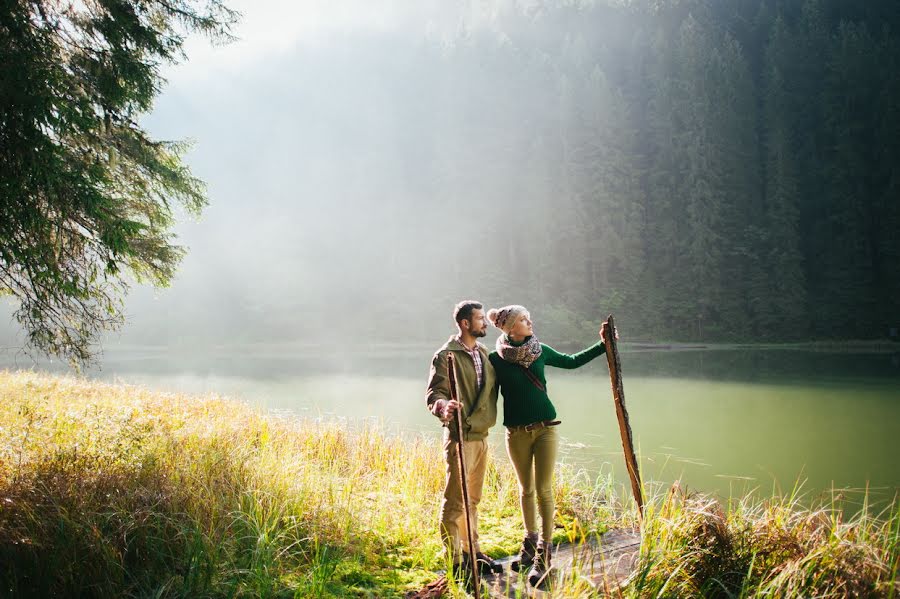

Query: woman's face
[[508, 312, 533, 339]]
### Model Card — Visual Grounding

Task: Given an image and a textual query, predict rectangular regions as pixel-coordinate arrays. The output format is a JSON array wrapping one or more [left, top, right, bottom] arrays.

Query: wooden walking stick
[[602, 314, 645, 522], [447, 353, 481, 597]]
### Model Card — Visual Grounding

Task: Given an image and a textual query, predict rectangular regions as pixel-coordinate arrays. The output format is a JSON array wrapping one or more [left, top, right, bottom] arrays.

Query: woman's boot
[[510, 535, 537, 572], [527, 541, 552, 587]]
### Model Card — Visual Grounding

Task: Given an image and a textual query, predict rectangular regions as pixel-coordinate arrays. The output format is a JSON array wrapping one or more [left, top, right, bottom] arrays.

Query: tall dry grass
[[1, 371, 897, 598], [0, 371, 478, 596], [620, 480, 900, 598]]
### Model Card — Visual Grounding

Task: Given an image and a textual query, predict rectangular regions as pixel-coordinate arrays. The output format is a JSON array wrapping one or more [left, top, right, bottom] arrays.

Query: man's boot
[[527, 541, 552, 588], [451, 555, 476, 593], [510, 535, 537, 572], [475, 551, 502, 575]]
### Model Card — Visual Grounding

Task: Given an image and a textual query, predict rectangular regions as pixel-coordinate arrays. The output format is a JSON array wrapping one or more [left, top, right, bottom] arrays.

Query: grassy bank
[[0, 371, 897, 597]]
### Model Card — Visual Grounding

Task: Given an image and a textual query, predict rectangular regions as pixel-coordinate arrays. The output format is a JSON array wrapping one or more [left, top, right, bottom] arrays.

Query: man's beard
[[472, 328, 487, 338]]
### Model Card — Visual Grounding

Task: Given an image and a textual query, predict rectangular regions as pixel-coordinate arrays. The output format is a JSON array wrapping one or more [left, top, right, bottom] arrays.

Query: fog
[[4, 1, 538, 356], [140, 23, 520, 348], [4, 0, 900, 364]]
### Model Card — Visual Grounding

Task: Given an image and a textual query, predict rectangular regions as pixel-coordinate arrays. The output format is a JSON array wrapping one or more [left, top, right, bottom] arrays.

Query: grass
[[0, 371, 551, 597], [0, 370, 897, 597], [622, 480, 900, 598]]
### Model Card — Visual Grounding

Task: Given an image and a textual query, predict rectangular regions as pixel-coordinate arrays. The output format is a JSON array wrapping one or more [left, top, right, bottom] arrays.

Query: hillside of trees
[[401, 0, 900, 343], [4, 0, 898, 353]]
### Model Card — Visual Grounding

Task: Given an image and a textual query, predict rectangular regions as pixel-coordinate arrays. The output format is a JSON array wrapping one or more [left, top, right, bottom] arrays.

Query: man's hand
[[439, 399, 462, 423]]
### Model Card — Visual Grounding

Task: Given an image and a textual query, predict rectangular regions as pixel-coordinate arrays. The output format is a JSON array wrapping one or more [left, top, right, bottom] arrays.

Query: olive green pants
[[440, 433, 488, 563], [505, 425, 559, 543]]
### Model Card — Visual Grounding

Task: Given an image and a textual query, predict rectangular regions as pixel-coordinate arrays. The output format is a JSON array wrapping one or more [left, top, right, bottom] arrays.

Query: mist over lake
[[8, 343, 897, 508]]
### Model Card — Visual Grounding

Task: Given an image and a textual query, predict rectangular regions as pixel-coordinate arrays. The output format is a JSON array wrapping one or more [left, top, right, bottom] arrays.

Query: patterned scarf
[[496, 334, 542, 368]]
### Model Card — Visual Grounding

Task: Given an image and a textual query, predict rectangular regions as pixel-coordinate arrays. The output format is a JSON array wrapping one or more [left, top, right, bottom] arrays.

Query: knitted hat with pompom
[[487, 305, 529, 334]]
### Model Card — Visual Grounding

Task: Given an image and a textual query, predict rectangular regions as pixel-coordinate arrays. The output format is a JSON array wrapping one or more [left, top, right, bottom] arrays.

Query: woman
[[487, 305, 611, 587]]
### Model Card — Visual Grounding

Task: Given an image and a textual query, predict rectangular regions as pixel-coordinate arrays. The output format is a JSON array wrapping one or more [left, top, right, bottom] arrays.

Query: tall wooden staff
[[602, 314, 645, 522], [447, 353, 481, 597]]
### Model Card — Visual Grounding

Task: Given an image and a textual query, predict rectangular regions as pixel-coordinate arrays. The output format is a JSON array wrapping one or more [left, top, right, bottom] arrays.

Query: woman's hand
[[600, 320, 619, 343]]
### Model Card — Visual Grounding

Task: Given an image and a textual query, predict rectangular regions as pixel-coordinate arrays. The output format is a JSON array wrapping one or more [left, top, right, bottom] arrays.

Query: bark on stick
[[447, 353, 480, 596], [602, 314, 645, 522]]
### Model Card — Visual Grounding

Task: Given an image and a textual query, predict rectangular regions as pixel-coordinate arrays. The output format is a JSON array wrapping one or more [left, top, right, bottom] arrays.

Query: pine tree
[[0, 0, 237, 364], [571, 66, 647, 328], [872, 29, 900, 337], [762, 15, 808, 337], [818, 21, 880, 336]]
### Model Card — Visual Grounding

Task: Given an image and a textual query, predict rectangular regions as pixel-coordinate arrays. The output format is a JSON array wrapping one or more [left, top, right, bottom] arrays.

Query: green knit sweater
[[489, 339, 606, 427]]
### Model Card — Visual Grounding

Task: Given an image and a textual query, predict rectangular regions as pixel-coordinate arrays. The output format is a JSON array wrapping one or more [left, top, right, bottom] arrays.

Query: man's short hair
[[453, 300, 483, 325]]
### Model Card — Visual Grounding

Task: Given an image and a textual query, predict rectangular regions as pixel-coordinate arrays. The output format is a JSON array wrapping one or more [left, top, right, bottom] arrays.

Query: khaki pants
[[506, 425, 559, 543], [440, 432, 488, 563]]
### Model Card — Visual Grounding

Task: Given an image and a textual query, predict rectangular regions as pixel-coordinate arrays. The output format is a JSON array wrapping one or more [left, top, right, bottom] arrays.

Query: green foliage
[[0, 0, 238, 364]]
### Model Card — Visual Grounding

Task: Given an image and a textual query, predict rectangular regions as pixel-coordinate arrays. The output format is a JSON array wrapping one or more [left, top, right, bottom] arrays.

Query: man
[[426, 300, 501, 580]]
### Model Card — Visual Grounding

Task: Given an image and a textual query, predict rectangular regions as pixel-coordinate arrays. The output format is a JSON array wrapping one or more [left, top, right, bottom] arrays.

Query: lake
[[7, 343, 899, 509]]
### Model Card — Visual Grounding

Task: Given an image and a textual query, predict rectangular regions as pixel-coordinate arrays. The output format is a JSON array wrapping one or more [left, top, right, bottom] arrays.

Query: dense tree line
[[406, 0, 900, 343]]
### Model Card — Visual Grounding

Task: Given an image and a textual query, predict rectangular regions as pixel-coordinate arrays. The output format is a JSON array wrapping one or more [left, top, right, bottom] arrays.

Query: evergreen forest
[[399, 0, 900, 342]]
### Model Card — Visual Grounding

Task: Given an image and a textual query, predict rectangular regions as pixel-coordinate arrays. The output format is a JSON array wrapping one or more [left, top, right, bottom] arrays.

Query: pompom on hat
[[487, 305, 529, 334]]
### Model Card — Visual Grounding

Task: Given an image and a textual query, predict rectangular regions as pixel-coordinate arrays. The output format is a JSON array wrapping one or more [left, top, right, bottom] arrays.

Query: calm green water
[[10, 345, 900, 507]]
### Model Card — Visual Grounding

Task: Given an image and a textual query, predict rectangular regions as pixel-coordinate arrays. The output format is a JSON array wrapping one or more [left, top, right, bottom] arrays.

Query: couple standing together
[[425, 300, 614, 588]]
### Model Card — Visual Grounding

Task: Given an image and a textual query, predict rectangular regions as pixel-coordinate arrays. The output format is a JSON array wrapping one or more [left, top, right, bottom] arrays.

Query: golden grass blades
[[1, 371, 898, 598], [626, 479, 900, 598]]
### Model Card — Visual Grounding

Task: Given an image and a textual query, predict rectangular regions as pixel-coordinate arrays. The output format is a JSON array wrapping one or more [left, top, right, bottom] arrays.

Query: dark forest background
[[3, 0, 899, 351], [406, 0, 900, 343]]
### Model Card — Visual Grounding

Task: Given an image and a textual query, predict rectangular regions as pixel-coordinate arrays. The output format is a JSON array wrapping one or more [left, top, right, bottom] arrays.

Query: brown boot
[[475, 551, 502, 575], [451, 556, 477, 594], [510, 535, 537, 572], [527, 541, 552, 588]]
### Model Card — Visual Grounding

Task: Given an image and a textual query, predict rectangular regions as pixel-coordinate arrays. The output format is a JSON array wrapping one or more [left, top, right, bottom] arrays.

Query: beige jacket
[[426, 336, 498, 441]]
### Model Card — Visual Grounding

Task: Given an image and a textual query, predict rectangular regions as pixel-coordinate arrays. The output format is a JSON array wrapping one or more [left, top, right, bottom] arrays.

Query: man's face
[[463, 308, 488, 338]]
